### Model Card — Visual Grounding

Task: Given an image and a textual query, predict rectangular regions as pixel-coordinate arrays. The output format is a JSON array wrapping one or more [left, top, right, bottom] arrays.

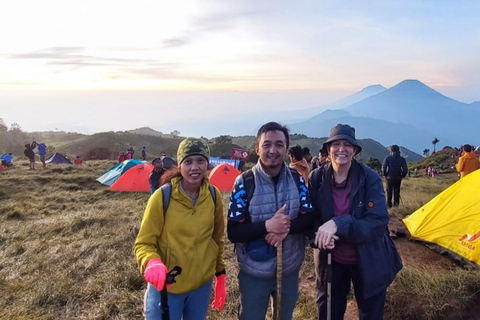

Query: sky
[[1, 0, 479, 137]]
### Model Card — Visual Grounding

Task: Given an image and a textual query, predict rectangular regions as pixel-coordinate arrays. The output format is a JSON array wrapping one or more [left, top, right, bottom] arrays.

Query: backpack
[[160, 183, 217, 215], [241, 167, 302, 217]]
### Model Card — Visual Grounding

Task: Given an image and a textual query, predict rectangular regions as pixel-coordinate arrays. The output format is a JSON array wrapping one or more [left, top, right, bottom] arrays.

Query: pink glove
[[211, 274, 227, 312], [144, 258, 168, 291]]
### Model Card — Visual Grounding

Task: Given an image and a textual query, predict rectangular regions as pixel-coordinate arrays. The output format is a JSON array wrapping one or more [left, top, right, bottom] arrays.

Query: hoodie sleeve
[[212, 187, 226, 275], [457, 157, 465, 172], [134, 191, 165, 274], [400, 158, 408, 178], [382, 156, 389, 177]]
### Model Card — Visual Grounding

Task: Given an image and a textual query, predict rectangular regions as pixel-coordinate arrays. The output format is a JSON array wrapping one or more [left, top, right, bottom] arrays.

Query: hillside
[[2, 161, 480, 319], [4, 129, 422, 163]]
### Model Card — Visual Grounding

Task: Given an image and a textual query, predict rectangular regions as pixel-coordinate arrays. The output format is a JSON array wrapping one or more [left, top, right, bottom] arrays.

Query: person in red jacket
[[118, 153, 126, 163], [74, 156, 83, 165]]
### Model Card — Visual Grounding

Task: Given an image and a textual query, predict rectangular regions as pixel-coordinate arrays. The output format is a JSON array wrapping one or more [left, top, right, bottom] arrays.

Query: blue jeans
[[238, 269, 300, 320], [144, 279, 213, 320]]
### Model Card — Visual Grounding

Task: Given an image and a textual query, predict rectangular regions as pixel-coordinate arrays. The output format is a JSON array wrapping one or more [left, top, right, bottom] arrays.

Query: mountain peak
[[360, 84, 387, 94]]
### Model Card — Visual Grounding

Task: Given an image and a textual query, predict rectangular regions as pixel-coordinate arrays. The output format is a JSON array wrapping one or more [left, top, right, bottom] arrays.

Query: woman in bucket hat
[[135, 137, 227, 320], [308, 124, 402, 320]]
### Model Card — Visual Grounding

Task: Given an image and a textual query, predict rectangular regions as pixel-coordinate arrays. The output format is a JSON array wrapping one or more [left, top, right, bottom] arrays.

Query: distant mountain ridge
[[289, 79, 480, 153]]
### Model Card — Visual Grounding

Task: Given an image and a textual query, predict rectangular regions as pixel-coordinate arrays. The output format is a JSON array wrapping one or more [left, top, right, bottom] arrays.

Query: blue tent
[[45, 153, 72, 164], [210, 157, 241, 170], [97, 159, 143, 186]]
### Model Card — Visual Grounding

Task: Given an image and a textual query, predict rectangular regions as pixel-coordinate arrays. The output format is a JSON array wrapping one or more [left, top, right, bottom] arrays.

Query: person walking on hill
[[457, 144, 480, 178], [148, 157, 166, 194], [382, 145, 408, 208], [227, 122, 314, 320], [36, 141, 47, 168], [24, 141, 37, 170], [142, 146, 147, 161], [288, 144, 311, 184], [309, 124, 402, 320], [135, 137, 226, 320]]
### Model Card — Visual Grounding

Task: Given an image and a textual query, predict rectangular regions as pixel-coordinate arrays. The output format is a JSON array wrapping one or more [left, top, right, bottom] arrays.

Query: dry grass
[[1, 163, 480, 319]]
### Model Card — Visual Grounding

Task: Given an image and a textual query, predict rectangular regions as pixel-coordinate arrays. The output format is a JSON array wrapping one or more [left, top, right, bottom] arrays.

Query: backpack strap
[[160, 183, 173, 215], [242, 170, 255, 204], [161, 182, 216, 216], [288, 167, 301, 190], [208, 185, 217, 206]]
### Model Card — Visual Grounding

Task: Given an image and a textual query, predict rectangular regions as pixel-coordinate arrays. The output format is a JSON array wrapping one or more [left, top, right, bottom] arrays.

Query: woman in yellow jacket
[[135, 137, 226, 320]]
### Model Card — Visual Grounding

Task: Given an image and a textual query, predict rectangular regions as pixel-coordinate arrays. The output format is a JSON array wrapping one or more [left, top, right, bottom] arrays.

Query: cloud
[[161, 9, 269, 48]]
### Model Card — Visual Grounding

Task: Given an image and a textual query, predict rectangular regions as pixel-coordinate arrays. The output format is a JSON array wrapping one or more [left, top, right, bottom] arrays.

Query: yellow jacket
[[135, 176, 225, 294], [457, 152, 480, 178]]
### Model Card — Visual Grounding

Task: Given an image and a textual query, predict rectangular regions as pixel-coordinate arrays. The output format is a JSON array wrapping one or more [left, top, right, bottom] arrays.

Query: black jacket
[[382, 151, 407, 180]]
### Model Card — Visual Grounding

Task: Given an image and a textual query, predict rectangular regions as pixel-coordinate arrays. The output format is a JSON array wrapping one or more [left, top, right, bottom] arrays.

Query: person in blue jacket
[[1, 153, 14, 167], [308, 124, 402, 320], [36, 141, 47, 168]]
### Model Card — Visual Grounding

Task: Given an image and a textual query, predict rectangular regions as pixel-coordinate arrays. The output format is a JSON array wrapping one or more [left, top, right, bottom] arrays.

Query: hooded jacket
[[457, 152, 480, 178], [309, 161, 402, 299], [382, 151, 407, 180], [135, 176, 225, 294]]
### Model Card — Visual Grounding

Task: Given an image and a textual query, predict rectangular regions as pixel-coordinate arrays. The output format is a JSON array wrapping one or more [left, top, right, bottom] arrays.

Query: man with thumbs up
[[227, 122, 314, 320]]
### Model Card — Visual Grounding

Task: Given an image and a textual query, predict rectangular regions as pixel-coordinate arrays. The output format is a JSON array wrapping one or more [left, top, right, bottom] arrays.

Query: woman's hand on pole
[[314, 220, 338, 250]]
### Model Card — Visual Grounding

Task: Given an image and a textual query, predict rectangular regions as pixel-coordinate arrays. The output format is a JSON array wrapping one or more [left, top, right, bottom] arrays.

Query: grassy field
[[1, 161, 480, 319]]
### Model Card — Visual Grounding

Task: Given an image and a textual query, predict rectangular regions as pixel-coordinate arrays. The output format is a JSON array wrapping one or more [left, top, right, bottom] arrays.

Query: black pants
[[314, 252, 387, 320], [386, 179, 402, 207]]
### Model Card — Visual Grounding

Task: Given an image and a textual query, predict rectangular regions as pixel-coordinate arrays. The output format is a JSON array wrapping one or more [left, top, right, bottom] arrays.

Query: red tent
[[209, 163, 241, 192], [110, 163, 153, 192]]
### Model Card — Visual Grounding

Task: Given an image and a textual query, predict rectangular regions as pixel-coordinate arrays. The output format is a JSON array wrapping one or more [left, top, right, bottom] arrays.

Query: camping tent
[[45, 153, 72, 164], [161, 156, 177, 169], [110, 163, 153, 192], [209, 163, 241, 192], [97, 159, 143, 186], [403, 169, 480, 268]]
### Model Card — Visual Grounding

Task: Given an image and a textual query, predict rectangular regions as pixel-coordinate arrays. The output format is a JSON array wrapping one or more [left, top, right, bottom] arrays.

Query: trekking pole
[[326, 250, 332, 320], [160, 266, 182, 320], [276, 242, 283, 320]]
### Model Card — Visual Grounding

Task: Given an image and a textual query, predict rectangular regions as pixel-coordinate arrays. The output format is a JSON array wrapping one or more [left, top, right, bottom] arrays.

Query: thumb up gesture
[[266, 204, 290, 234]]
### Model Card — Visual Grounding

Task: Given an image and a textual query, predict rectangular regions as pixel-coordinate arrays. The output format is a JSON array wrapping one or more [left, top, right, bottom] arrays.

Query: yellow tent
[[403, 169, 480, 267]]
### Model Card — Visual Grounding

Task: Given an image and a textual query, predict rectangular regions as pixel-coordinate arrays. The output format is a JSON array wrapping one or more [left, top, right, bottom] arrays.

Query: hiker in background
[[129, 146, 135, 158], [312, 148, 329, 170], [125, 150, 133, 160], [149, 157, 166, 194], [288, 144, 310, 184], [36, 141, 47, 168], [142, 146, 147, 161], [135, 137, 226, 320], [309, 124, 402, 320], [382, 145, 408, 208], [74, 156, 83, 165], [118, 152, 126, 163], [1, 153, 13, 167], [302, 146, 313, 170], [24, 141, 37, 170], [457, 144, 480, 179], [227, 122, 314, 320]]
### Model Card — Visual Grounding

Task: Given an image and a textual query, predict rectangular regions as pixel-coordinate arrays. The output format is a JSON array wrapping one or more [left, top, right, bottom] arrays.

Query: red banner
[[231, 148, 249, 160]]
